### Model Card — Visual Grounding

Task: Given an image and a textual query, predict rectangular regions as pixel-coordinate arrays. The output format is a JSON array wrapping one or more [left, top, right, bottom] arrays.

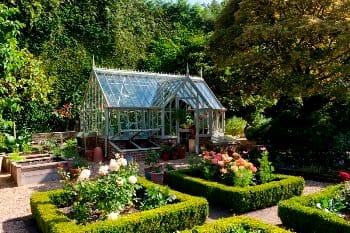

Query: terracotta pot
[[178, 148, 186, 159], [151, 172, 164, 184], [93, 147, 103, 162], [85, 149, 94, 161], [69, 168, 80, 179], [161, 151, 169, 161]]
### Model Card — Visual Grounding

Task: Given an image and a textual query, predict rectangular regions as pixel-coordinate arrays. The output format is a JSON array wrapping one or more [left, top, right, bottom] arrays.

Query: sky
[[188, 0, 214, 4]]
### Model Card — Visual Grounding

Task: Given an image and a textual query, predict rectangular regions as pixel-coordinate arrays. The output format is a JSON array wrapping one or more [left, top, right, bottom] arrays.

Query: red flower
[[339, 171, 350, 181]]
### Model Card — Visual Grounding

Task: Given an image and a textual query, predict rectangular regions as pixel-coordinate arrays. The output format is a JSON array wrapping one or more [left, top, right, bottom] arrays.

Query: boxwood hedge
[[166, 169, 304, 213], [180, 216, 292, 233], [30, 177, 208, 233], [278, 184, 350, 233]]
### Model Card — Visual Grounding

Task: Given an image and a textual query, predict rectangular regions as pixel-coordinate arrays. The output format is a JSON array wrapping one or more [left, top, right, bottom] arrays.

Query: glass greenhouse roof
[[93, 68, 225, 110]]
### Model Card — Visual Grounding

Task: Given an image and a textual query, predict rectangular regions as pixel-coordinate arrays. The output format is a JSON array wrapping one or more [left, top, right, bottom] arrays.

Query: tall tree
[[209, 0, 350, 99], [0, 4, 52, 132]]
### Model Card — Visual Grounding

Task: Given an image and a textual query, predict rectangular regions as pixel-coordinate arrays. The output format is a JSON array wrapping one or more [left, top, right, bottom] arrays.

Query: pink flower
[[218, 160, 225, 167], [235, 158, 246, 166], [250, 166, 257, 173], [211, 158, 218, 165], [260, 146, 267, 151], [220, 168, 228, 174], [214, 154, 222, 161], [231, 165, 238, 172], [243, 151, 248, 154]]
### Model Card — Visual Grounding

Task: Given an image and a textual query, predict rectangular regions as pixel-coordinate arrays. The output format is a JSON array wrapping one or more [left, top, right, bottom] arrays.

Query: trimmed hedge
[[166, 169, 304, 213], [278, 184, 350, 233], [30, 177, 208, 233], [180, 216, 292, 233]]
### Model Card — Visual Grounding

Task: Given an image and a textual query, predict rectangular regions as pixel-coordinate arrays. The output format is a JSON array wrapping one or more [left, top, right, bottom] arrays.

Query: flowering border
[[30, 177, 208, 233], [278, 184, 350, 233], [166, 169, 305, 213]]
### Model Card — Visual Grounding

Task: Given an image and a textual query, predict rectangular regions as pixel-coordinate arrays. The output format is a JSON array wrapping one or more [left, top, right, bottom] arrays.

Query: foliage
[[278, 184, 350, 233], [257, 148, 274, 184], [0, 3, 53, 132], [315, 197, 347, 216], [31, 177, 208, 233], [140, 186, 176, 211], [3, 132, 31, 153], [60, 139, 79, 159], [223, 225, 262, 233], [167, 169, 305, 213], [260, 96, 350, 168], [209, 0, 350, 99], [8, 152, 25, 162], [180, 216, 292, 233], [145, 150, 160, 166], [71, 157, 89, 169], [225, 116, 247, 137]]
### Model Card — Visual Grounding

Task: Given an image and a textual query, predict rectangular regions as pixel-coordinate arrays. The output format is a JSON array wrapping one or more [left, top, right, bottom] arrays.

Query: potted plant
[[160, 144, 171, 161], [150, 165, 164, 184], [69, 157, 89, 179], [144, 150, 160, 179]]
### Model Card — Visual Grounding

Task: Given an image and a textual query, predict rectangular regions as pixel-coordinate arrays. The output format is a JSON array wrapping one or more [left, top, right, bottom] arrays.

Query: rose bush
[[201, 151, 257, 187], [53, 154, 177, 224]]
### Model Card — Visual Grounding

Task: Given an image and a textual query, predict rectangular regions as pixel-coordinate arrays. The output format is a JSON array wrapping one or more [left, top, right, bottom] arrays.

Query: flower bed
[[180, 216, 292, 233], [278, 184, 350, 233], [31, 173, 208, 233], [166, 168, 304, 213]]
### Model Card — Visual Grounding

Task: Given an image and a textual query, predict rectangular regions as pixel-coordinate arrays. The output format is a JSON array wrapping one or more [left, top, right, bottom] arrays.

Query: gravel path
[[0, 172, 332, 233], [0, 173, 62, 233]]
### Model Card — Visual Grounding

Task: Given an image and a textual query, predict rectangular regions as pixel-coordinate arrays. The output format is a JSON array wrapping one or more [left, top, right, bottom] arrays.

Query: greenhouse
[[80, 67, 226, 156]]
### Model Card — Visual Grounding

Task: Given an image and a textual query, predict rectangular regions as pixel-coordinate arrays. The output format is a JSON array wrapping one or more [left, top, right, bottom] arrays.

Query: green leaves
[[209, 0, 350, 99]]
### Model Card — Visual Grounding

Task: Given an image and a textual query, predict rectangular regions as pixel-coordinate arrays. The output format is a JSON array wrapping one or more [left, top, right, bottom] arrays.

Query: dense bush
[[166, 169, 304, 213], [278, 184, 350, 233], [180, 216, 292, 233], [225, 116, 247, 136], [247, 96, 350, 169], [31, 177, 208, 233]]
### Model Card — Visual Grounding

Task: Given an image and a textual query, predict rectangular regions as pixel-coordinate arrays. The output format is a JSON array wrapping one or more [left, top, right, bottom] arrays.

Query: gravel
[[0, 171, 333, 233]]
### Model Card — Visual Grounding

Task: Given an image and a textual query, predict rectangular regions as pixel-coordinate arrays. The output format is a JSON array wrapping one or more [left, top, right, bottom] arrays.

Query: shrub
[[166, 169, 304, 213], [225, 116, 247, 137], [180, 216, 292, 233], [278, 184, 350, 233], [30, 177, 208, 233], [258, 148, 275, 184]]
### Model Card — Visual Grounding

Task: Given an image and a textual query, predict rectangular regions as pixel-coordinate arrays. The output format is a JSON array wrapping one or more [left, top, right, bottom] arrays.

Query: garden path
[[0, 168, 332, 233]]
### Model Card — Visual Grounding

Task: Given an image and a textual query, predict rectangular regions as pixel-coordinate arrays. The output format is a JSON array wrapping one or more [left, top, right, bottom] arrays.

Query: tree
[[0, 4, 52, 132], [209, 0, 350, 99]]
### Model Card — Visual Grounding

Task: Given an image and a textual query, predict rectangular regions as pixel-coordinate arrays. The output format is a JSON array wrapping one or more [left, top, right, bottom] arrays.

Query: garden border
[[166, 169, 305, 213], [180, 216, 292, 233], [30, 177, 208, 233], [278, 184, 350, 233]]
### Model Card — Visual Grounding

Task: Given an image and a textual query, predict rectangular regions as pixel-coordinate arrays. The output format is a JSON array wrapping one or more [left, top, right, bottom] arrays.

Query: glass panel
[[194, 81, 224, 109]]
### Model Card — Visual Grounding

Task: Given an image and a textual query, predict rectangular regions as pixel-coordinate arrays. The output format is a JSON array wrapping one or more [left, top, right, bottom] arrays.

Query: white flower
[[98, 165, 109, 176], [316, 203, 322, 209], [116, 178, 124, 186], [128, 175, 137, 184], [109, 159, 120, 172], [114, 153, 120, 159], [118, 158, 127, 167], [107, 211, 119, 220], [77, 169, 91, 181]]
